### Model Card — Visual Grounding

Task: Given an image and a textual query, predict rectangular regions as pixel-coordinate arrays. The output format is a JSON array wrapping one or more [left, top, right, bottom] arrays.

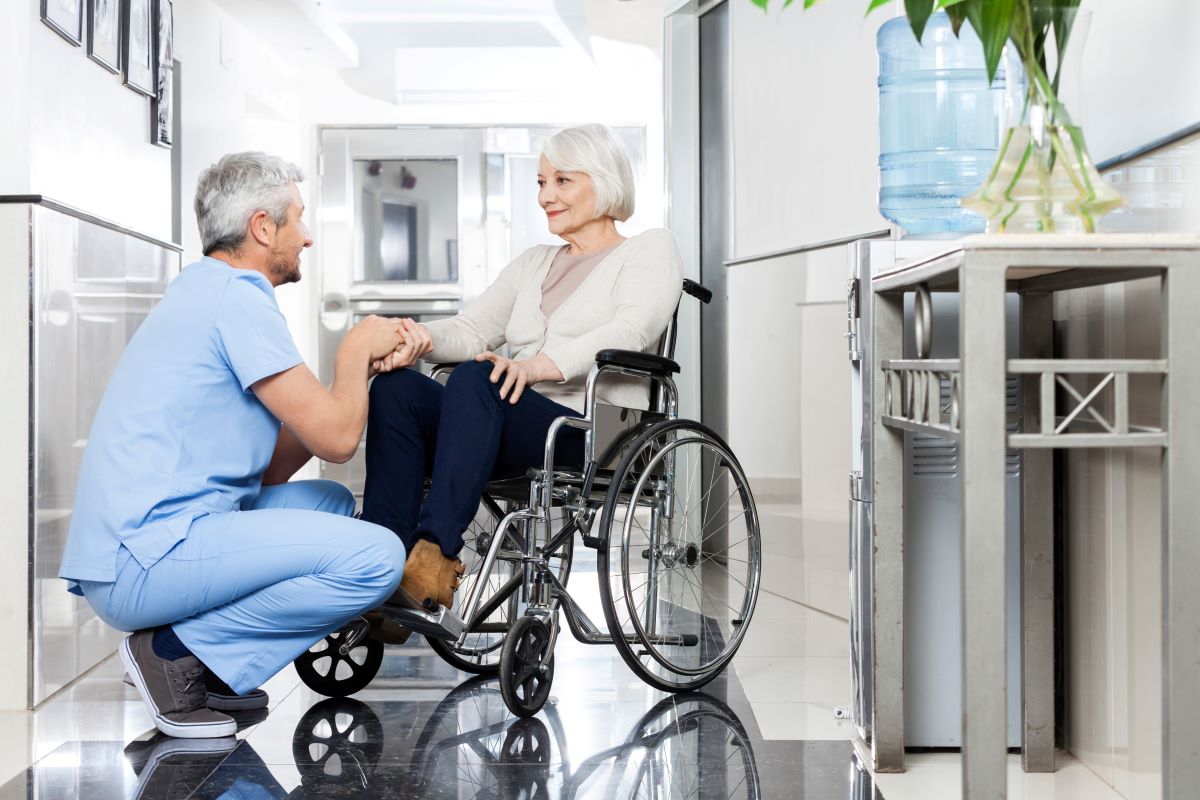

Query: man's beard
[[269, 251, 302, 285]]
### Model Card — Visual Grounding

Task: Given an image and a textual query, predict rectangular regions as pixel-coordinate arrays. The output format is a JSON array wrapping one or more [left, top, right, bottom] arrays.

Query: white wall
[[1077, 0, 1200, 161], [0, 0, 172, 240]]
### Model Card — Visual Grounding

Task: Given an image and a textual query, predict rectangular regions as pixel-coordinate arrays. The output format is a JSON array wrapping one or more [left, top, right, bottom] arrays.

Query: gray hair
[[539, 124, 635, 222], [194, 152, 305, 255]]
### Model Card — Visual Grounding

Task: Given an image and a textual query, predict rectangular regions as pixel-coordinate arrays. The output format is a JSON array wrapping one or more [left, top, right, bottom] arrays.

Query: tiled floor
[[0, 506, 1136, 799]]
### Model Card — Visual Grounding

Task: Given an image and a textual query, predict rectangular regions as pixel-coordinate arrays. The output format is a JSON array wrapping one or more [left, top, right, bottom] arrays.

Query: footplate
[[380, 603, 465, 642]]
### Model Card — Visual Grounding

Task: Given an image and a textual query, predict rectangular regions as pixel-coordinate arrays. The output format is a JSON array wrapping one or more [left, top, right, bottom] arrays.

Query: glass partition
[[354, 158, 459, 284]]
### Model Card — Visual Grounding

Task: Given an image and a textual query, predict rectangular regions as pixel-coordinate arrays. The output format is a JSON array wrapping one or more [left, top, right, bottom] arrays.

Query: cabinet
[[0, 197, 179, 709]]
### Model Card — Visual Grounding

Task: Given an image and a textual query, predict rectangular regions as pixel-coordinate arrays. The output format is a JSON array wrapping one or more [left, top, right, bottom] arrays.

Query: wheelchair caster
[[294, 627, 383, 698], [499, 616, 555, 718]]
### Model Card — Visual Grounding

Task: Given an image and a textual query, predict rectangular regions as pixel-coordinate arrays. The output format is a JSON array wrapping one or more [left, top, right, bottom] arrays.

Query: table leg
[[1019, 292, 1055, 773], [960, 260, 1010, 799], [1162, 257, 1200, 799], [872, 290, 905, 773]]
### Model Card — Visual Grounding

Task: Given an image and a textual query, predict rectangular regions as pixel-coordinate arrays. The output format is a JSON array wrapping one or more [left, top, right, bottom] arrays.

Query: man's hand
[[474, 351, 563, 404], [347, 315, 405, 366]]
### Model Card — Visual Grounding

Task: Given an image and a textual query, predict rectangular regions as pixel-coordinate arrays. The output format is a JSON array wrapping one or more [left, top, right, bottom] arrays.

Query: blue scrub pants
[[362, 361, 584, 558], [79, 480, 404, 695]]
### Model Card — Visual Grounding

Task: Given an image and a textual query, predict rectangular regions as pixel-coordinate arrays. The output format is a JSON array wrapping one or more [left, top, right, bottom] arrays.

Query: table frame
[[868, 235, 1200, 799]]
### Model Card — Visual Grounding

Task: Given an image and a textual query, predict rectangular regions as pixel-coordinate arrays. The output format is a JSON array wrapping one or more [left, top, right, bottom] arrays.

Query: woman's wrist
[[533, 353, 564, 383]]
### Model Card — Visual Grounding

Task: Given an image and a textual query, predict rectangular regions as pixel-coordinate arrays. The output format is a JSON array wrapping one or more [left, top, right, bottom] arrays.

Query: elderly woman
[[361, 124, 683, 618]]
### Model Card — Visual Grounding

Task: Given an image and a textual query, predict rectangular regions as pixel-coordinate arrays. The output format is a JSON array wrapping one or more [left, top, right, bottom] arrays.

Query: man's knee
[[315, 480, 356, 516], [355, 524, 406, 603]]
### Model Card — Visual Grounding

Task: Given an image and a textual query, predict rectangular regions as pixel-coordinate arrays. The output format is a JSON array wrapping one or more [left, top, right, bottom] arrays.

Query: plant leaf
[[968, 0, 1017, 84], [1051, 0, 1082, 90], [945, 4, 968, 35], [904, 0, 935, 42], [865, 0, 893, 15], [750, 0, 769, 11], [936, 0, 967, 7]]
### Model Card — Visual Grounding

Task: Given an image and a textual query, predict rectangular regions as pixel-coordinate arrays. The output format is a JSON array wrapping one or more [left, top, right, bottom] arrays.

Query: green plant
[[751, 0, 1080, 101]]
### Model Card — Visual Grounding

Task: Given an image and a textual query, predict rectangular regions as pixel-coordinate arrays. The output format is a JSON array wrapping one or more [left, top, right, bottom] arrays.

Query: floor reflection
[[0, 670, 882, 799]]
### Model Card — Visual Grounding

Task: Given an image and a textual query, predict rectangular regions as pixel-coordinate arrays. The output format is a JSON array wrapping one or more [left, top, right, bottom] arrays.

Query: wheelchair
[[294, 279, 763, 718]]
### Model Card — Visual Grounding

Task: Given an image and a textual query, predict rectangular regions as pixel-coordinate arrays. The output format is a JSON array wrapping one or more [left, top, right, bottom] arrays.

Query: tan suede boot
[[363, 610, 413, 646], [391, 539, 465, 611]]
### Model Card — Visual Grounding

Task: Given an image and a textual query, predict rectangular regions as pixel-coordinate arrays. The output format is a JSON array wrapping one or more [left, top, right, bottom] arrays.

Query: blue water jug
[[877, 12, 1013, 235]]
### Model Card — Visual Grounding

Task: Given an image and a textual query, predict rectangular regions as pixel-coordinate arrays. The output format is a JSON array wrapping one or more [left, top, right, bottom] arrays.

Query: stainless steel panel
[[698, 2, 730, 439], [30, 204, 177, 706]]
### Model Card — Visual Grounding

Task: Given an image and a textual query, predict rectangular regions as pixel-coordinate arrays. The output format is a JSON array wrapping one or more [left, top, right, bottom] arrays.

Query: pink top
[[539, 241, 623, 319]]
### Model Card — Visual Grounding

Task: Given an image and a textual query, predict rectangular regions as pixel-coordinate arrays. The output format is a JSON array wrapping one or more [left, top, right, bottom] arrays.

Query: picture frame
[[41, 0, 83, 46], [122, 0, 155, 97], [150, 0, 174, 148], [87, 0, 120, 73]]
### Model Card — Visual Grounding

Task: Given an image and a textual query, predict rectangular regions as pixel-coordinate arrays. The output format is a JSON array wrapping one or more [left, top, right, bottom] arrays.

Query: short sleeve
[[214, 276, 304, 391]]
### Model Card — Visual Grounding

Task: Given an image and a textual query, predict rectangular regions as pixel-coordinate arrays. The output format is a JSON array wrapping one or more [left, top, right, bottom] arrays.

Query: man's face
[[267, 183, 313, 286]]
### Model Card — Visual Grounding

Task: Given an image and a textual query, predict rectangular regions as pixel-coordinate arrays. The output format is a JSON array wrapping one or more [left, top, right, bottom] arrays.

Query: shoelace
[[167, 663, 208, 711]]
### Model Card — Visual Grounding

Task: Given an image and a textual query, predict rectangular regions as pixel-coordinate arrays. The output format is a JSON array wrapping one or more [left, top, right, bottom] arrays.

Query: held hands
[[371, 319, 433, 375], [348, 315, 432, 377], [474, 351, 564, 404]]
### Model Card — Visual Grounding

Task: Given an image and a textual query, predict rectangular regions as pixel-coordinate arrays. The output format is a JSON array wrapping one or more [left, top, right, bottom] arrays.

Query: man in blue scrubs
[[59, 152, 426, 739]]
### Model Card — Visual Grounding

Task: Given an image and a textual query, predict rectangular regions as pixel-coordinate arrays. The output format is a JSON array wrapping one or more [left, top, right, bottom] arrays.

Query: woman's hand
[[474, 352, 564, 404]]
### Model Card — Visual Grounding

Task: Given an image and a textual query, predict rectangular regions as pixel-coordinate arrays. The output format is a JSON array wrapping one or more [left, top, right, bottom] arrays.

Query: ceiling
[[212, 0, 669, 105]]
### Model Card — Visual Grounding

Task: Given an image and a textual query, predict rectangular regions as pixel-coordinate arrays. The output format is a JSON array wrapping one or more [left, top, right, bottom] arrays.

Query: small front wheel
[[499, 616, 555, 718], [294, 628, 383, 697]]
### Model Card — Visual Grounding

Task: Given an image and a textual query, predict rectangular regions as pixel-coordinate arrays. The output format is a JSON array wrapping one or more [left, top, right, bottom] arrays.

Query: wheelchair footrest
[[379, 603, 465, 642], [581, 534, 604, 549]]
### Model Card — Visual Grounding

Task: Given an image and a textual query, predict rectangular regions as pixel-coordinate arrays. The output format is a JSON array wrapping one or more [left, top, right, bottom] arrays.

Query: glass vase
[[961, 9, 1123, 233]]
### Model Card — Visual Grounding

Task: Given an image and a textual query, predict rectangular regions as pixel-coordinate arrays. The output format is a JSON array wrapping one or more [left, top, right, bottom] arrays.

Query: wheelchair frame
[[292, 280, 762, 716]]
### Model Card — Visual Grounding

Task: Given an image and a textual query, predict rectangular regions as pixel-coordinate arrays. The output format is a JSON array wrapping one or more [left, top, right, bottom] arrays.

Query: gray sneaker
[[122, 671, 269, 711], [120, 631, 236, 739]]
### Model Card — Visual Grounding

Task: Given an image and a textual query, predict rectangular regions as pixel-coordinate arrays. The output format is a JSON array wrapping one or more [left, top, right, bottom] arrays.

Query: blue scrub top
[[59, 257, 304, 587]]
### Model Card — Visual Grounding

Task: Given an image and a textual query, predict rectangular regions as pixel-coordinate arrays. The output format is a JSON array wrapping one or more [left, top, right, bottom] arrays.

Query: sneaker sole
[[119, 638, 237, 739], [205, 691, 268, 712], [124, 673, 268, 711]]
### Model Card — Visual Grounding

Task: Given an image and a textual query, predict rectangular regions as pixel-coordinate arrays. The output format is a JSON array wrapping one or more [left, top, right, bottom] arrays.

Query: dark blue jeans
[[362, 361, 585, 557]]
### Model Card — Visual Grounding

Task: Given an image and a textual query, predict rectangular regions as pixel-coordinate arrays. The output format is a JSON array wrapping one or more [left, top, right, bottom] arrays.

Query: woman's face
[[537, 155, 599, 238]]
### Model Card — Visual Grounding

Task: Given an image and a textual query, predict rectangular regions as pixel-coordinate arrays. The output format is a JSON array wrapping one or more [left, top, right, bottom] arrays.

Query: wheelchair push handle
[[682, 279, 712, 304]]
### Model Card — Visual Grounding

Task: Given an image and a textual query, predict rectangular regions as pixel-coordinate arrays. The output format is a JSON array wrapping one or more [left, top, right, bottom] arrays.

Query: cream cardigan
[[425, 228, 684, 412]]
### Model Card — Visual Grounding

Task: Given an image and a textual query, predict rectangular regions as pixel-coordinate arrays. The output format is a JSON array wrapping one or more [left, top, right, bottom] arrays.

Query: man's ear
[[248, 210, 274, 248]]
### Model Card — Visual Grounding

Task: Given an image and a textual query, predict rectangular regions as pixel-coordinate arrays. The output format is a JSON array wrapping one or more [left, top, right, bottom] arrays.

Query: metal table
[[868, 234, 1200, 799]]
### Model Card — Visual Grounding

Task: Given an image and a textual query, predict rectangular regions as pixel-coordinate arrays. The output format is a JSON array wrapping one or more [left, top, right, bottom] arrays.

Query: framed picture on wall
[[41, 0, 83, 45], [87, 0, 120, 73], [150, 0, 174, 148], [122, 0, 154, 96]]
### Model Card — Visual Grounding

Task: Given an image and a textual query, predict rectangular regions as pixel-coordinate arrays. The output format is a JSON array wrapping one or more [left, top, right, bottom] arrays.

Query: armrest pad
[[595, 349, 680, 376]]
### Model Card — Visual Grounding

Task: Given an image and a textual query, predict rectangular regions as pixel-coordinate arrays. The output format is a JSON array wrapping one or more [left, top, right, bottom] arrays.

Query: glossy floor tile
[[0, 631, 884, 800], [0, 547, 882, 800]]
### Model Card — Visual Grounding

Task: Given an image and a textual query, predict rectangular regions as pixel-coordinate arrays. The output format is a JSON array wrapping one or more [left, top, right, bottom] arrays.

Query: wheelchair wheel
[[429, 494, 573, 675], [499, 615, 555, 718], [294, 628, 383, 697], [597, 419, 761, 692]]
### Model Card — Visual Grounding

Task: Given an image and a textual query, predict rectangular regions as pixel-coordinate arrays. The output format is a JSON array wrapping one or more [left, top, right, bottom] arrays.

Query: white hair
[[539, 124, 635, 222], [194, 152, 305, 255]]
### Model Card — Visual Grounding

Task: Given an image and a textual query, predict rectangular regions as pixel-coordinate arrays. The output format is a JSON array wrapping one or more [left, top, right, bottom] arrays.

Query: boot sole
[[120, 638, 237, 739]]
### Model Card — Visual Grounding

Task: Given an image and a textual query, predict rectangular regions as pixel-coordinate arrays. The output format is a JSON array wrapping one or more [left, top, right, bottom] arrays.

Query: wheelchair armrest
[[595, 349, 680, 376]]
